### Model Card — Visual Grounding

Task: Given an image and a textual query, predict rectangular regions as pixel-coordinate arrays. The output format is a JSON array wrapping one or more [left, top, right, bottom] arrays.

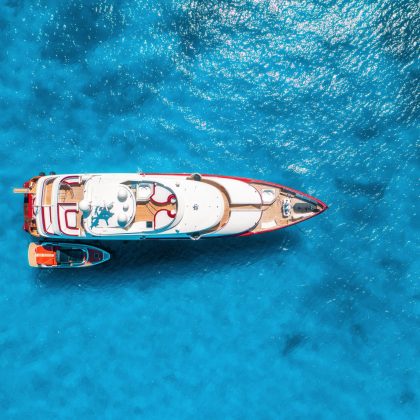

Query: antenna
[[13, 188, 30, 194]]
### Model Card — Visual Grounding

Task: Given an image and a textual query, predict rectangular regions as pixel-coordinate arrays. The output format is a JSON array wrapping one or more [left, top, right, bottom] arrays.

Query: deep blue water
[[1, 0, 419, 418]]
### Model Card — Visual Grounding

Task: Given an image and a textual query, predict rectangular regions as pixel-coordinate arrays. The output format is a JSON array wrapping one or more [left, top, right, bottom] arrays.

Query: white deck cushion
[[261, 220, 276, 229], [261, 188, 276, 205], [151, 184, 172, 203], [208, 209, 261, 236], [58, 204, 79, 236], [154, 210, 173, 230], [66, 211, 77, 228], [206, 177, 261, 205]]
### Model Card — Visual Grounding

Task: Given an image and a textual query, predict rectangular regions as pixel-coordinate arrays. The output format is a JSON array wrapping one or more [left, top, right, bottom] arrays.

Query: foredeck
[[251, 183, 290, 230], [251, 182, 324, 233], [202, 179, 324, 236]]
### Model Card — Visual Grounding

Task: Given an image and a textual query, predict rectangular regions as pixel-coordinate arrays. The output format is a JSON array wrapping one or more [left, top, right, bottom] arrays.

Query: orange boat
[[28, 242, 110, 268]]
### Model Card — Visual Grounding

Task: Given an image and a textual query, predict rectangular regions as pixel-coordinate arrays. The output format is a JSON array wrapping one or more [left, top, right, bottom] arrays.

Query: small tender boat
[[28, 242, 110, 268], [15, 172, 327, 240]]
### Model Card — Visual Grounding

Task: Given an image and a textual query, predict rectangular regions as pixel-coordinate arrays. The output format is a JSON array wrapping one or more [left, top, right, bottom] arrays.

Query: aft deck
[[24, 177, 40, 236], [58, 183, 84, 204]]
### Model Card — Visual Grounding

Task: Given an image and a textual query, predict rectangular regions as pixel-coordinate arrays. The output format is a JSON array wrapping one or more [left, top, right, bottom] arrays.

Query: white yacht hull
[[17, 173, 327, 240]]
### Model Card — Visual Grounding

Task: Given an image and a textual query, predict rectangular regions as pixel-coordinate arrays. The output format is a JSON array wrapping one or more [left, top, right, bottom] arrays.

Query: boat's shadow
[[36, 230, 302, 289]]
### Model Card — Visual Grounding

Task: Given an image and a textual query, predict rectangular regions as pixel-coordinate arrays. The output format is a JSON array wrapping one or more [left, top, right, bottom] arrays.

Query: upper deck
[[34, 174, 226, 238]]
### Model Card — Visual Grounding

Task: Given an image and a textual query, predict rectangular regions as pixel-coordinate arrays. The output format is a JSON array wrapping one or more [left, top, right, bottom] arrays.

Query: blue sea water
[[1, 0, 419, 418]]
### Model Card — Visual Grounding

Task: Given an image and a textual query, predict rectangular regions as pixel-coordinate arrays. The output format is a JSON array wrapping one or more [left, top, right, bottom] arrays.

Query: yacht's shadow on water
[[36, 230, 302, 290]]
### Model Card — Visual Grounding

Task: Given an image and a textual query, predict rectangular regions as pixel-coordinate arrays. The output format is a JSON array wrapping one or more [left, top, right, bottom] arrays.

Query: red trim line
[[27, 194, 33, 218], [150, 183, 174, 205], [57, 203, 79, 236], [145, 173, 327, 209], [62, 175, 81, 186], [23, 192, 33, 231], [65, 209, 78, 229], [153, 209, 174, 227]]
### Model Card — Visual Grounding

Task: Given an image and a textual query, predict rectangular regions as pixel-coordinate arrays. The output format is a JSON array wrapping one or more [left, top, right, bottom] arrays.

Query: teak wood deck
[[135, 201, 176, 223], [58, 184, 84, 204]]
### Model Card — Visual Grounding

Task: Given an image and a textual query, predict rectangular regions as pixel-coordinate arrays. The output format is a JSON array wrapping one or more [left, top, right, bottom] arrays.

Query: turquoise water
[[1, 0, 419, 418]]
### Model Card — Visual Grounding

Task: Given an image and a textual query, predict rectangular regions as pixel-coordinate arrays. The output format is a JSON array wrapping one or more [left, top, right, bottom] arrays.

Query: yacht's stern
[[14, 176, 41, 236]]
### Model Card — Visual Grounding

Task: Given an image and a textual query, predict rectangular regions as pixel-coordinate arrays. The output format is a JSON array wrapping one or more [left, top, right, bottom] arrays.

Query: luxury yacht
[[14, 173, 327, 240]]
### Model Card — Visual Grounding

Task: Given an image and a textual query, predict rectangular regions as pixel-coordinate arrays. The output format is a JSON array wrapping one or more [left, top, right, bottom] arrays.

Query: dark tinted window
[[58, 249, 85, 264]]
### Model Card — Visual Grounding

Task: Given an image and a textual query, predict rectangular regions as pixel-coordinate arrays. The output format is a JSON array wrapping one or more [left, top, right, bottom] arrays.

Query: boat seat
[[58, 203, 79, 236], [292, 213, 312, 220], [35, 245, 57, 266], [261, 188, 276, 205], [151, 184, 173, 204], [261, 220, 277, 229], [206, 177, 262, 205], [206, 209, 261, 236], [154, 209, 175, 230]]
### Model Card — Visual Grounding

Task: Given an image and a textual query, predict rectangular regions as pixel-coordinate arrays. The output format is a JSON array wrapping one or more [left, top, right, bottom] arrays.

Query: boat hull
[[28, 242, 110, 268], [17, 173, 327, 240]]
